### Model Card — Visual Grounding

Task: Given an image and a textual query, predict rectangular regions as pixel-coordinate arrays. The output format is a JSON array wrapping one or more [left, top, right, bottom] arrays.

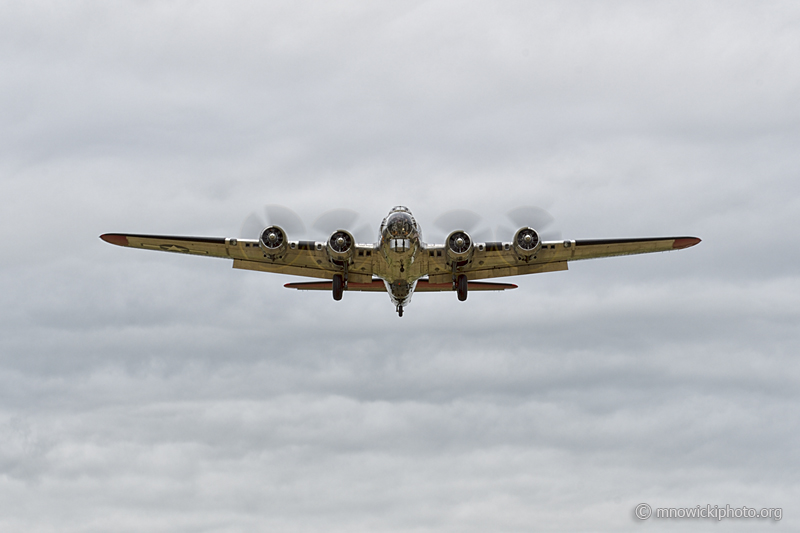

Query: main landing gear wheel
[[332, 274, 344, 301], [456, 274, 468, 301]]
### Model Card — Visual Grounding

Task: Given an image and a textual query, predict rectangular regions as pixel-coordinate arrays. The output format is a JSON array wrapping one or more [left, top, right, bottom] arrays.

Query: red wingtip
[[672, 237, 701, 249], [100, 234, 129, 247]]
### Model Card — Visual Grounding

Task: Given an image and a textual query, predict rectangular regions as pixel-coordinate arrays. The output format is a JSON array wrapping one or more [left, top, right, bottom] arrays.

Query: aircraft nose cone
[[456, 238, 464, 247], [337, 237, 345, 246], [524, 234, 532, 243], [268, 233, 278, 242]]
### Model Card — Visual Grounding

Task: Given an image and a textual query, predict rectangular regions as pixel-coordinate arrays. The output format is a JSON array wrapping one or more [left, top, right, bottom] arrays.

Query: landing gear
[[456, 274, 468, 301], [397, 305, 404, 317], [332, 274, 344, 301]]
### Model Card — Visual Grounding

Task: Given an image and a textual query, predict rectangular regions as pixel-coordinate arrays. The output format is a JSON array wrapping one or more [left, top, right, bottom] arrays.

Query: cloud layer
[[1, 2, 798, 531]]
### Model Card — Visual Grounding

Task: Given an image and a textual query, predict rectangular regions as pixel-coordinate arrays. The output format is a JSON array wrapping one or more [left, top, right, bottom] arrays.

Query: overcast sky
[[1, 1, 799, 532]]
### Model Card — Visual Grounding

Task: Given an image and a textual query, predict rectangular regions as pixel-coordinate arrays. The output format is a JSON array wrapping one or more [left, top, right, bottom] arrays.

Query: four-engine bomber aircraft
[[101, 206, 700, 316]]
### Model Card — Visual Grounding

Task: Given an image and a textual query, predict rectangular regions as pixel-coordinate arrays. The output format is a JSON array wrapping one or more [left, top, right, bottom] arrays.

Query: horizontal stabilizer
[[285, 280, 387, 292], [417, 280, 517, 292], [284, 279, 518, 292]]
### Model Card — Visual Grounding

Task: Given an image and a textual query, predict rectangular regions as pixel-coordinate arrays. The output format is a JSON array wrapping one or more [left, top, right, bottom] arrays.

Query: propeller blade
[[240, 205, 307, 240], [431, 209, 494, 243], [433, 209, 483, 233], [506, 206, 554, 231], [311, 209, 365, 240], [240, 212, 266, 239], [351, 223, 374, 244], [492, 206, 561, 242], [264, 204, 306, 237]]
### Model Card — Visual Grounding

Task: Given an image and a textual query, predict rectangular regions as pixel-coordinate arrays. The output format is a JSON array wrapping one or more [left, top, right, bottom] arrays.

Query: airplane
[[100, 205, 700, 317]]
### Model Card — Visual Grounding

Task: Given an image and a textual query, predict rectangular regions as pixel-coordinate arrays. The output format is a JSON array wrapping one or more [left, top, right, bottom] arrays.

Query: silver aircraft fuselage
[[100, 204, 701, 317], [372, 206, 425, 309]]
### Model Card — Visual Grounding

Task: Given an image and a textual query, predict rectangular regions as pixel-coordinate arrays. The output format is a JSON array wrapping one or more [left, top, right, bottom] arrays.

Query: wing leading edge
[[101, 233, 700, 287], [427, 236, 700, 283], [570, 236, 701, 260], [99, 233, 374, 282]]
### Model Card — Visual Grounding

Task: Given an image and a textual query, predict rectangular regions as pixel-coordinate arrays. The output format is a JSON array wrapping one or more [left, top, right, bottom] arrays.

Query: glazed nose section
[[385, 212, 414, 238]]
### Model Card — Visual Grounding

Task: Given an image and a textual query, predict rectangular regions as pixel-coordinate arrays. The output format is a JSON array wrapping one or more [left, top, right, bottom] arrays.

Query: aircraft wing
[[427, 236, 700, 283], [99, 233, 376, 283]]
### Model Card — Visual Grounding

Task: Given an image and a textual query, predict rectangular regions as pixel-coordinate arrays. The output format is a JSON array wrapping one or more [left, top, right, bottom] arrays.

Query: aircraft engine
[[259, 225, 288, 255], [446, 230, 474, 264], [327, 229, 355, 264], [513, 227, 541, 257]]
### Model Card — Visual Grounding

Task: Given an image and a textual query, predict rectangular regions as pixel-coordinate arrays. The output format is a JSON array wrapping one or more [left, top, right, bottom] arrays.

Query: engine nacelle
[[259, 225, 288, 256], [446, 230, 474, 264], [327, 229, 355, 264], [513, 227, 541, 257]]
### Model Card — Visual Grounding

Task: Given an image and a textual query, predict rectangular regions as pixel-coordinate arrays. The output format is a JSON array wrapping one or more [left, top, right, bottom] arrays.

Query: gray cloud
[[1, 1, 799, 531]]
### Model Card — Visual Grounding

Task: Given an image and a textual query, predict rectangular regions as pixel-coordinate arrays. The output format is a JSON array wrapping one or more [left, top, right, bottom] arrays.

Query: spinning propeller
[[241, 205, 373, 243], [311, 208, 373, 244], [496, 206, 562, 242], [431, 209, 494, 244], [431, 206, 561, 243], [240, 205, 560, 244], [240, 204, 306, 240]]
